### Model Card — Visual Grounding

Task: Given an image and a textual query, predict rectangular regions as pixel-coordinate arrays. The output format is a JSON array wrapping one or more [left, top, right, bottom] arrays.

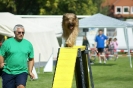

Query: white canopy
[[79, 13, 133, 28], [22, 17, 63, 37], [0, 24, 14, 37], [79, 13, 133, 68], [0, 12, 59, 62]]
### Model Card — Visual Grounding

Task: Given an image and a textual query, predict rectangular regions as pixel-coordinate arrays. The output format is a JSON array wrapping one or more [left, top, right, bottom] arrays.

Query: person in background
[[105, 39, 110, 60], [113, 38, 118, 60], [0, 24, 35, 88], [82, 36, 93, 64], [82, 36, 89, 47], [108, 38, 114, 59], [94, 29, 108, 64]]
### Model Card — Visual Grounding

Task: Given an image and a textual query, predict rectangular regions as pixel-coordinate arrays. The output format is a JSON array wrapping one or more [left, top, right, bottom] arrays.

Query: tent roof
[[79, 13, 133, 28], [0, 24, 14, 37], [22, 18, 63, 37]]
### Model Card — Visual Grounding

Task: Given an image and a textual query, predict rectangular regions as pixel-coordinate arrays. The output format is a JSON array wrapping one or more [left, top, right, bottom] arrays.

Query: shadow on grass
[[91, 63, 117, 66]]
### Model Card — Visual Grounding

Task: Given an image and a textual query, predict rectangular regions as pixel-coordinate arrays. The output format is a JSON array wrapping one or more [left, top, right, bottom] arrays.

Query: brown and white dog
[[62, 13, 79, 47]]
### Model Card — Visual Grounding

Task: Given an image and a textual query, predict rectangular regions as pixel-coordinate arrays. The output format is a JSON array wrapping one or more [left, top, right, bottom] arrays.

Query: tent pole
[[104, 28, 107, 36], [124, 27, 132, 68]]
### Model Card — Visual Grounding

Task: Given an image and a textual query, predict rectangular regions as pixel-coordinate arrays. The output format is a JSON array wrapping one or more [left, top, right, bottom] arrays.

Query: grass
[[0, 56, 133, 88], [92, 57, 133, 88]]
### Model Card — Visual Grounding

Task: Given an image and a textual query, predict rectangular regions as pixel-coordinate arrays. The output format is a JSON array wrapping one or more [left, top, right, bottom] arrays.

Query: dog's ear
[[63, 13, 67, 19], [74, 14, 77, 19], [74, 14, 79, 26]]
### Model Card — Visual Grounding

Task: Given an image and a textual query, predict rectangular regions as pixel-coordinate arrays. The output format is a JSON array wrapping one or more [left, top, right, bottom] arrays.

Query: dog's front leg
[[65, 39, 73, 47], [61, 38, 65, 47]]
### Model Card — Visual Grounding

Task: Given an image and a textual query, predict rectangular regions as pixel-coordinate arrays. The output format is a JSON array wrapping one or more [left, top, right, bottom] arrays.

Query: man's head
[[13, 24, 25, 41], [98, 29, 103, 35], [83, 36, 87, 40]]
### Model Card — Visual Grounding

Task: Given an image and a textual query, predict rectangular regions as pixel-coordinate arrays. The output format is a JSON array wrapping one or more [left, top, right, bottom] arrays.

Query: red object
[[121, 50, 124, 52]]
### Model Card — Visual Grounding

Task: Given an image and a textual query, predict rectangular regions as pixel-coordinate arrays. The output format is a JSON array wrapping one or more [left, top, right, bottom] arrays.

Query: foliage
[[14, 0, 40, 15], [0, 0, 105, 15], [93, 0, 105, 13], [100, 6, 109, 15], [0, 0, 16, 13]]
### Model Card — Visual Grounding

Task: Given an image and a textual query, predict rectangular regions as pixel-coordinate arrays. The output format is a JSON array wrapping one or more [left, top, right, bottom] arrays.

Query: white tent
[[0, 12, 59, 62], [0, 24, 14, 37], [79, 13, 133, 68], [21, 17, 63, 37]]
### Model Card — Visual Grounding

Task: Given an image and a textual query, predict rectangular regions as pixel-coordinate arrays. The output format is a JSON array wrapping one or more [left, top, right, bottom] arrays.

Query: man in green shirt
[[0, 24, 34, 88]]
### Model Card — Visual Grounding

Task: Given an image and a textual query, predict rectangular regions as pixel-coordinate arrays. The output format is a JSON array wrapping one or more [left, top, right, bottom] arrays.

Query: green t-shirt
[[0, 49, 1, 55], [1, 38, 34, 75]]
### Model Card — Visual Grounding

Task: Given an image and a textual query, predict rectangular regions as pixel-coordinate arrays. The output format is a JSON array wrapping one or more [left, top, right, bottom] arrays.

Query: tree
[[14, 0, 40, 15], [37, 0, 59, 15], [0, 0, 102, 15], [92, 0, 105, 13], [0, 0, 16, 13], [46, 0, 98, 15]]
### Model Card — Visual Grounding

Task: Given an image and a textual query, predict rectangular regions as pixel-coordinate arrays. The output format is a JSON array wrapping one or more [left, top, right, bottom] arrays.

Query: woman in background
[[108, 38, 114, 59], [113, 38, 118, 60]]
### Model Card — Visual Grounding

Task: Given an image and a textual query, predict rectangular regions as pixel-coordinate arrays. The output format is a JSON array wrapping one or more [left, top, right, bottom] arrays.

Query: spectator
[[113, 38, 118, 60], [94, 30, 108, 64], [108, 38, 114, 59], [82, 36, 93, 64], [82, 36, 89, 46], [105, 39, 110, 60]]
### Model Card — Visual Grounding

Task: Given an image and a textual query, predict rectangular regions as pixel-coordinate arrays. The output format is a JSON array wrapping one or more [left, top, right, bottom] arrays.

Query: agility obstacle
[[52, 46, 94, 88]]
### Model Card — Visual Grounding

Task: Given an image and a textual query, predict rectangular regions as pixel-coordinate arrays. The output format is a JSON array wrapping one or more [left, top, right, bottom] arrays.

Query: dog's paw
[[65, 41, 73, 47]]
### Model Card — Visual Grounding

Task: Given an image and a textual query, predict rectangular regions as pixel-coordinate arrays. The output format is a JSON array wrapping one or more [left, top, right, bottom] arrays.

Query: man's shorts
[[97, 48, 104, 53], [2, 72, 28, 88]]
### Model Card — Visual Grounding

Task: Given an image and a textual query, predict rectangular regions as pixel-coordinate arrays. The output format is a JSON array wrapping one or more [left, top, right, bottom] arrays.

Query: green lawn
[[0, 57, 133, 88]]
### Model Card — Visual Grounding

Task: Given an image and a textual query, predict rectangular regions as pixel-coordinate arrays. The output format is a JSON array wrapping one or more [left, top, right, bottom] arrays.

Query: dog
[[62, 13, 79, 47]]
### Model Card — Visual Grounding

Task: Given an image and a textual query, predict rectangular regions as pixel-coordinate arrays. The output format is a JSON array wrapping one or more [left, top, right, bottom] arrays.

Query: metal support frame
[[84, 45, 94, 88]]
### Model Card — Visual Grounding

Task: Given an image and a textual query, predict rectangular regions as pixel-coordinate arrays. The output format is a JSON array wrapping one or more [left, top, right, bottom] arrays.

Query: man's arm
[[94, 42, 97, 48], [28, 58, 35, 79], [105, 35, 108, 40], [0, 56, 5, 68]]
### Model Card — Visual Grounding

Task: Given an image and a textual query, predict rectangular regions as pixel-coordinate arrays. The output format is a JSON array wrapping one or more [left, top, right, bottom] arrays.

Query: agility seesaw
[[52, 46, 94, 88]]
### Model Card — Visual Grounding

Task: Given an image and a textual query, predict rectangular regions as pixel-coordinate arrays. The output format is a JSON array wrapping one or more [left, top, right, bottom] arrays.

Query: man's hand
[[94, 47, 97, 51], [29, 72, 35, 79], [0, 63, 5, 68]]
